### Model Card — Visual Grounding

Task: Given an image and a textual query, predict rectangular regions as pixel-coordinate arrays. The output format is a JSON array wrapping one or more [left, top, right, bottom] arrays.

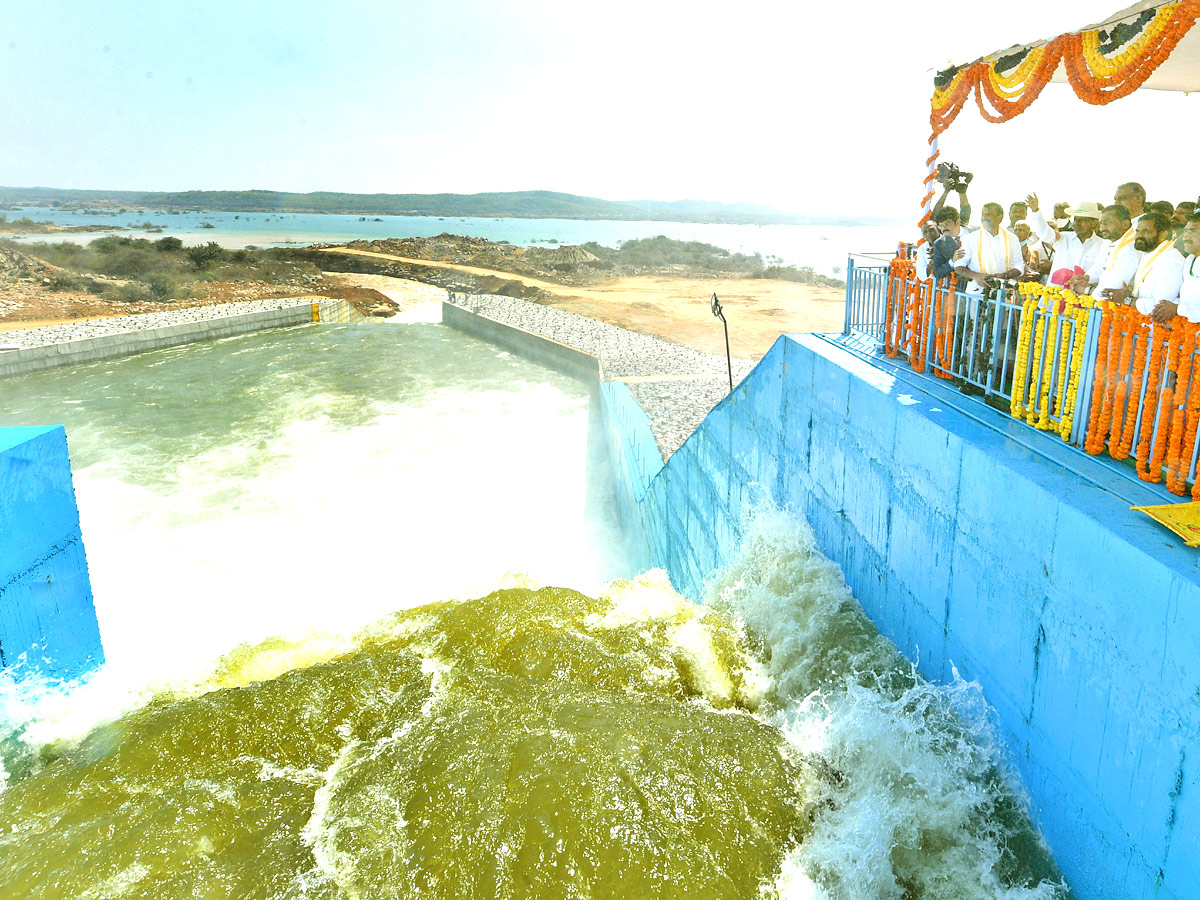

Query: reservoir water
[[0, 319, 1067, 898], [2, 207, 903, 278]]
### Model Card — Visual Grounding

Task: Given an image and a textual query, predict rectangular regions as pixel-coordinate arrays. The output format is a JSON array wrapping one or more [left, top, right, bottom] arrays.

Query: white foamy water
[[0, 322, 1067, 897]]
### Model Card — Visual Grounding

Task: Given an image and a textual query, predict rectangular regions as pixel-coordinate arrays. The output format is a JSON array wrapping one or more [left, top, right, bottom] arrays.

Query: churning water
[[0, 320, 1068, 898]]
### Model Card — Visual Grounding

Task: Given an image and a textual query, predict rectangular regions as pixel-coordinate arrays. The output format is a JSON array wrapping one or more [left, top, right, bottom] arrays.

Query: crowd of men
[[915, 181, 1200, 324]]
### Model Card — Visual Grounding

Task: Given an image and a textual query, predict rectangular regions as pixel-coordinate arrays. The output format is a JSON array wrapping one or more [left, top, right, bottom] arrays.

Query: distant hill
[[0, 186, 891, 227]]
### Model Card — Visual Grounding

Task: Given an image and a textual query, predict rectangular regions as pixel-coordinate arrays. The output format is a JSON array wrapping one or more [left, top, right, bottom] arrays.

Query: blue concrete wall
[[0, 426, 103, 679], [601, 333, 1199, 900]]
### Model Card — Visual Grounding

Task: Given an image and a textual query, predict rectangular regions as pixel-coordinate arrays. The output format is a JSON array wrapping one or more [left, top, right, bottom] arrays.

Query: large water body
[[2, 206, 903, 277], [0, 320, 1067, 898]]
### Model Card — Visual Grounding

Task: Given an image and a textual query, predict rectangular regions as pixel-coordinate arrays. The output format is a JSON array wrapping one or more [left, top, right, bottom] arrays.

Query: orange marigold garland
[[885, 257, 915, 358], [1134, 326, 1167, 480], [1165, 322, 1199, 493], [1115, 323, 1148, 460], [1084, 303, 1115, 455], [1108, 310, 1138, 459]]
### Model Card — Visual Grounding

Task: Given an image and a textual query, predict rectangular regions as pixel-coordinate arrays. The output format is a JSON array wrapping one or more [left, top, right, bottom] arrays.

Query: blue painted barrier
[[601, 332, 1199, 900], [0, 426, 103, 679]]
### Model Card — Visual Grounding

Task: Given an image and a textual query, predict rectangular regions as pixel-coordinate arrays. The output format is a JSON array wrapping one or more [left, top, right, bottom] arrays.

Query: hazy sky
[[3, 0, 1197, 220]]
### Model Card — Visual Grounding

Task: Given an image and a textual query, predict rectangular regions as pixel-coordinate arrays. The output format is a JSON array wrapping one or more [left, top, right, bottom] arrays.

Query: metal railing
[[842, 253, 1200, 497], [843, 258, 890, 343]]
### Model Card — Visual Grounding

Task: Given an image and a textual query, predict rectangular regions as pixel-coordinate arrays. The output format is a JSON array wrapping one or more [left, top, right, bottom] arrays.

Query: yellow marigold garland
[[1010, 283, 1094, 438]]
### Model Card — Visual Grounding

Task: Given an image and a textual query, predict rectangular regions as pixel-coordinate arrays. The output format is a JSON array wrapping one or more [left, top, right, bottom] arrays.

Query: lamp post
[[711, 292, 733, 393]]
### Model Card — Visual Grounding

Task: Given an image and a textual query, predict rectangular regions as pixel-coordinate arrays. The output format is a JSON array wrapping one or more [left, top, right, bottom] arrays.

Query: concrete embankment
[[441, 297, 1198, 900], [0, 298, 360, 378]]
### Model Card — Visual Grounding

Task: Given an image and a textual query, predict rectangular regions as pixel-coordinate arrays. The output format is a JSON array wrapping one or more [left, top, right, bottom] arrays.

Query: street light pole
[[711, 292, 733, 393]]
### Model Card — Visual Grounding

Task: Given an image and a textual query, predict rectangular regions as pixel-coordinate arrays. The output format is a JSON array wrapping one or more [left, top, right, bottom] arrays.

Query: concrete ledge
[[0, 299, 359, 378], [0, 426, 102, 678], [441, 301, 601, 383]]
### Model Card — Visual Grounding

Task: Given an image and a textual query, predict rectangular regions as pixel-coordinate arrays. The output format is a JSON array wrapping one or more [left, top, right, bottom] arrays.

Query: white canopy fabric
[[947, 0, 1200, 95]]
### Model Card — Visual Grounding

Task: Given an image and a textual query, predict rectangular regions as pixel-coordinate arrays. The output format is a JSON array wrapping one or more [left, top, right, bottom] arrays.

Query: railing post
[[844, 257, 855, 335], [984, 284, 1006, 397]]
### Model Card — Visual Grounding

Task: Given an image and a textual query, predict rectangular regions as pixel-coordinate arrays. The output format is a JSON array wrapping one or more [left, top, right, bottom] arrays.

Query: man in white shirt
[[914, 221, 940, 279], [1149, 214, 1200, 324], [1070, 205, 1139, 301], [1114, 182, 1147, 229], [1027, 195, 1108, 276], [1122, 212, 1186, 317], [954, 202, 1023, 295]]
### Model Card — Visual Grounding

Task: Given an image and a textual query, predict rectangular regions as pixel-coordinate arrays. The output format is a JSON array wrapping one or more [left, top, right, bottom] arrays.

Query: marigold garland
[[885, 256, 915, 358], [1108, 310, 1138, 460], [1133, 328, 1167, 480], [1010, 283, 1093, 439], [1165, 324, 1199, 492], [1084, 303, 1115, 455], [927, 0, 1200, 143]]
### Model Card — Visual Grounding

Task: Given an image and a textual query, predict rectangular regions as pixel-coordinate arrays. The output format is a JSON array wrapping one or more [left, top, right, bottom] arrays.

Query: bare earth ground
[[323, 248, 845, 360], [0, 257, 845, 360]]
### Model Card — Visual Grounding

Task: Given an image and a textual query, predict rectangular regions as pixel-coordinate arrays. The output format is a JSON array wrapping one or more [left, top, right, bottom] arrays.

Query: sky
[[2, 0, 1197, 221]]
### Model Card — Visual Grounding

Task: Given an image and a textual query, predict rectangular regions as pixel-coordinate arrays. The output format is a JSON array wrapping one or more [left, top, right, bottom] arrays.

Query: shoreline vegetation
[[0, 187, 894, 228], [2, 232, 844, 307], [0, 233, 847, 358]]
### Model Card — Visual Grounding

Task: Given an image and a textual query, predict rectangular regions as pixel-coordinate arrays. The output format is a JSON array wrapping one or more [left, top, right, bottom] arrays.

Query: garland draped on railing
[[1082, 302, 1200, 496], [1010, 283, 1095, 440], [882, 267, 1200, 497]]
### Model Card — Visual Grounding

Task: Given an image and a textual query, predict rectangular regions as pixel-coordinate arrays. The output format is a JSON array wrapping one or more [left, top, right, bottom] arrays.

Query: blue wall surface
[[601, 333, 1198, 900], [0, 426, 103, 679]]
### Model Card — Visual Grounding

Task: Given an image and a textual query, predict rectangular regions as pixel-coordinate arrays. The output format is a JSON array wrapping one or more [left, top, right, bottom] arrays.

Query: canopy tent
[[921, 0, 1200, 221]]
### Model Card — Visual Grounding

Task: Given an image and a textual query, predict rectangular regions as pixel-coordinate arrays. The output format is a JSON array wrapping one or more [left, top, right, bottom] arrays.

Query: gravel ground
[[454, 293, 755, 460], [0, 298, 314, 350]]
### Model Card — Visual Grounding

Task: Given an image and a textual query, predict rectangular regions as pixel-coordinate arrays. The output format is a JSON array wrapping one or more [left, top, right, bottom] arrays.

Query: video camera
[[936, 162, 973, 193]]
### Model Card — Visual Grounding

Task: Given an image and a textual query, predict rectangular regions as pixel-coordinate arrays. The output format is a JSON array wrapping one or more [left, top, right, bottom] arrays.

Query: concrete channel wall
[[0, 426, 103, 679], [602, 333, 1199, 900], [439, 301, 1197, 900], [0, 299, 358, 378]]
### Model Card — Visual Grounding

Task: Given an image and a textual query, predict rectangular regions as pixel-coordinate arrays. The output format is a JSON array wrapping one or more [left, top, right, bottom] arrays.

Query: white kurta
[[1174, 255, 1200, 322], [1132, 244, 1186, 315], [957, 227, 1023, 295], [1084, 228, 1141, 295], [1028, 210, 1108, 273]]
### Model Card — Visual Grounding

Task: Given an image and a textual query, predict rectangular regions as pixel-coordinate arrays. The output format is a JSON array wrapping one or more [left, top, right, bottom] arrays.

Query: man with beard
[[1027, 194, 1107, 276], [1147, 213, 1200, 324], [1070, 205, 1138, 300], [954, 202, 1023, 294], [1124, 212, 1185, 316]]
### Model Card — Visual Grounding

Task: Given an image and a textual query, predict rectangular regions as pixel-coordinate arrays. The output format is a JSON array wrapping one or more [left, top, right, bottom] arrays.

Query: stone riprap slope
[[0, 299, 316, 350], [452, 293, 755, 459]]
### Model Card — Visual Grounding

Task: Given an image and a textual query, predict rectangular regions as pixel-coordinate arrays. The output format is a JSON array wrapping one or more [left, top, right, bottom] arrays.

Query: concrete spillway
[[1, 296, 1195, 897]]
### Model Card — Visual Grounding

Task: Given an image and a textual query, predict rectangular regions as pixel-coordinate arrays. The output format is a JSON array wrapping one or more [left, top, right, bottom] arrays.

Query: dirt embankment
[[0, 244, 397, 328]]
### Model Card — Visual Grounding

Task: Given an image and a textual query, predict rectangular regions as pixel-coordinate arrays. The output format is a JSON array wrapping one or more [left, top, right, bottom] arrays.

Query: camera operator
[[931, 163, 972, 226]]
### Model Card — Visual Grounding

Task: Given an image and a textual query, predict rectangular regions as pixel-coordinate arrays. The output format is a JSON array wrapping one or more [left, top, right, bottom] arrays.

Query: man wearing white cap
[[1026, 194, 1108, 276]]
